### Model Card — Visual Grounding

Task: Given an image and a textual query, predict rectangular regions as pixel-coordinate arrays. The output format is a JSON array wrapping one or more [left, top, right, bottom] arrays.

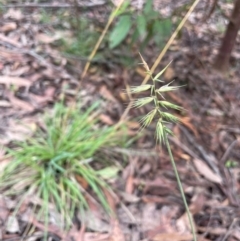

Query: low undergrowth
[[0, 102, 128, 229]]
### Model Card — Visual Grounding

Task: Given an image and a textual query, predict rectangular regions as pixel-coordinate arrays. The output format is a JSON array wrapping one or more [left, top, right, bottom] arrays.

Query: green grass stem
[[166, 139, 197, 241]]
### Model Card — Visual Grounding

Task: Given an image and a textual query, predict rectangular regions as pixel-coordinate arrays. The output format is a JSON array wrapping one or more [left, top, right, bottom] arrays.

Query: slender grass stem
[[128, 55, 197, 240], [78, 0, 125, 84], [166, 139, 197, 241]]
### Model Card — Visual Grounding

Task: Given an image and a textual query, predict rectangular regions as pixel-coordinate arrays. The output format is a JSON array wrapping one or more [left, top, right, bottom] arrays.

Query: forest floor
[[0, 1, 240, 241]]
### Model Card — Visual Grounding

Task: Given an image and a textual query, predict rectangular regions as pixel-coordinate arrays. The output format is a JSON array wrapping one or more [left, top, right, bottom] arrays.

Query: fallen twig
[[3, 1, 106, 8], [220, 139, 240, 165], [221, 126, 240, 134], [221, 218, 238, 241]]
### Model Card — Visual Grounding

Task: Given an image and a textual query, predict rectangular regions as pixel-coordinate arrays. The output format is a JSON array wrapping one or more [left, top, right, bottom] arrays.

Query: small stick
[[2, 2, 106, 8], [220, 139, 240, 165], [221, 218, 237, 241]]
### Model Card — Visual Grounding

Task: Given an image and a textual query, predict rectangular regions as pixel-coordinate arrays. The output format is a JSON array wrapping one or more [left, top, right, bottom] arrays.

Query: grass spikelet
[[132, 97, 154, 108], [129, 84, 153, 93]]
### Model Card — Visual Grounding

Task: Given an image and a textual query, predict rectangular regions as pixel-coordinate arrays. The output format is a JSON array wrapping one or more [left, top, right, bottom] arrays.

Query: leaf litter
[[0, 1, 240, 241]]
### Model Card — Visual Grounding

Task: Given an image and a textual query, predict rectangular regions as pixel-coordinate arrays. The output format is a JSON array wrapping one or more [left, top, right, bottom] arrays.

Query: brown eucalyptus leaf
[[153, 233, 193, 241], [0, 22, 17, 32], [0, 76, 31, 87], [193, 159, 222, 184]]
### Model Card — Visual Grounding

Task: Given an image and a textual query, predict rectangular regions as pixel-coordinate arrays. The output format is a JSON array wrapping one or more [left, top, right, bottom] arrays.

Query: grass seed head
[[129, 55, 182, 145]]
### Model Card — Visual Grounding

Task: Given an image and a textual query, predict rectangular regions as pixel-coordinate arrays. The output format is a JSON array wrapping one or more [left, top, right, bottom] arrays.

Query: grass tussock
[[0, 102, 128, 227]]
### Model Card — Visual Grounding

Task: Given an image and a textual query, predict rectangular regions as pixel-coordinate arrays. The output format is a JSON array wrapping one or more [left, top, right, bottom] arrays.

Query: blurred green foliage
[[38, 0, 173, 66]]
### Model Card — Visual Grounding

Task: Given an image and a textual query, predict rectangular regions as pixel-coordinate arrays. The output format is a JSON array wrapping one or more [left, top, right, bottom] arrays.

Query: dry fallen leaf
[[6, 215, 20, 233], [84, 232, 110, 241], [66, 225, 84, 241], [0, 100, 11, 107], [142, 195, 168, 204], [176, 212, 193, 234], [0, 76, 31, 87], [7, 92, 34, 112], [75, 175, 89, 189], [100, 114, 115, 125], [189, 192, 206, 214], [0, 117, 36, 145], [109, 219, 125, 241], [126, 121, 140, 129], [197, 226, 226, 235], [0, 34, 21, 48], [153, 233, 193, 241], [29, 87, 55, 106], [0, 195, 9, 223], [0, 47, 25, 62], [141, 203, 163, 232], [36, 33, 59, 44], [0, 157, 11, 173], [207, 108, 224, 117], [125, 175, 134, 194], [178, 116, 199, 138], [193, 159, 222, 184], [0, 22, 17, 32], [119, 192, 140, 203], [99, 86, 118, 103], [4, 9, 23, 20], [8, 66, 30, 77], [30, 216, 66, 239], [164, 66, 175, 81], [232, 229, 240, 240], [111, 0, 125, 7]]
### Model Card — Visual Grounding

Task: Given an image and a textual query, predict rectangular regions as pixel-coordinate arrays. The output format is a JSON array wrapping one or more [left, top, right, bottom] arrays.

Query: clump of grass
[[129, 54, 197, 241], [0, 102, 127, 229]]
